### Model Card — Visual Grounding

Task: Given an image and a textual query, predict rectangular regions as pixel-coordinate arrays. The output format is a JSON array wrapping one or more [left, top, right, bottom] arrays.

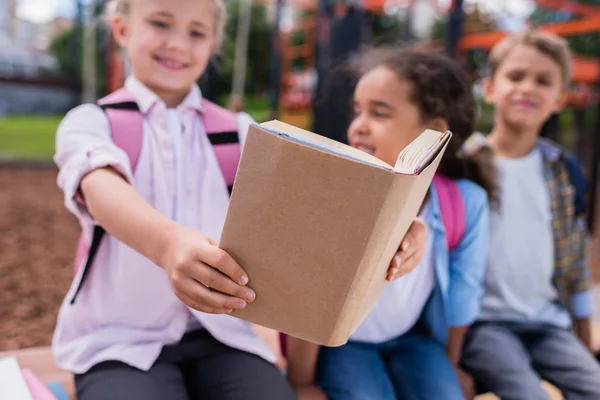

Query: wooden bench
[[2, 322, 598, 400]]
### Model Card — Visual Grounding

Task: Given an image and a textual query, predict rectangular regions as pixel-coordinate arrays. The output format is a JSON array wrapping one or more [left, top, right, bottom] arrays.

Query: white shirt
[[351, 202, 436, 343], [52, 77, 276, 374], [480, 149, 570, 327]]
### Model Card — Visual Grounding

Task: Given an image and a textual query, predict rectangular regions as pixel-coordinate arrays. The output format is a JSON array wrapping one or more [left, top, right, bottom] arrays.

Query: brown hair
[[488, 29, 572, 87], [103, 0, 227, 51], [354, 47, 499, 206]]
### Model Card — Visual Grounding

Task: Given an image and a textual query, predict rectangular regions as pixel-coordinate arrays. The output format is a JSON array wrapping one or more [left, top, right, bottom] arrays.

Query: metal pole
[[71, 0, 84, 102], [445, 0, 464, 59], [312, 0, 330, 134], [82, 0, 97, 102], [269, 0, 284, 119], [230, 0, 253, 111]]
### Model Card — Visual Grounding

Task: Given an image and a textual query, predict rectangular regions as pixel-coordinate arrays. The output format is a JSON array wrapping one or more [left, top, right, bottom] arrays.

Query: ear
[[552, 90, 568, 113], [111, 14, 129, 48], [427, 117, 449, 133], [483, 77, 494, 104]]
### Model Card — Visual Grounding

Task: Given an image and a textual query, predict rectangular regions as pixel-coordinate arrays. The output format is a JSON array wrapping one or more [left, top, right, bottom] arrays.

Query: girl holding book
[[287, 48, 496, 400], [51, 1, 427, 399]]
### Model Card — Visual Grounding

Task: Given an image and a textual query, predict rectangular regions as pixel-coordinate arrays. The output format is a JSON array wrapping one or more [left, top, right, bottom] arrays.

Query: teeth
[[158, 57, 185, 69]]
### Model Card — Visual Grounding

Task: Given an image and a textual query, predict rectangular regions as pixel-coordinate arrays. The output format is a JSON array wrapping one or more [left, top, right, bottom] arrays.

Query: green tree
[[49, 2, 109, 96], [219, 0, 272, 95]]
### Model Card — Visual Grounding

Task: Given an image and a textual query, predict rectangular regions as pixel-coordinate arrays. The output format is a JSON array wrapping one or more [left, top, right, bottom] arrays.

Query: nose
[[166, 28, 189, 53], [518, 76, 536, 94], [348, 113, 369, 140]]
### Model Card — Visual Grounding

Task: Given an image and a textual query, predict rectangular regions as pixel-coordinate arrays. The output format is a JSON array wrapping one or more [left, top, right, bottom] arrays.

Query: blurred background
[[2, 0, 600, 357]]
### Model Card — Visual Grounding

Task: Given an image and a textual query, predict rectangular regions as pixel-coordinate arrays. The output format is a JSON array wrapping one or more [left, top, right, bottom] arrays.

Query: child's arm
[[56, 105, 253, 314], [286, 337, 327, 400], [80, 167, 254, 313], [574, 318, 593, 352], [446, 326, 466, 366], [446, 188, 489, 330], [568, 216, 595, 351]]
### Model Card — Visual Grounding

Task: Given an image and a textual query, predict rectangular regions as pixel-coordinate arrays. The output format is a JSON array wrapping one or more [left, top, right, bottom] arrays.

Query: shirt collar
[[124, 75, 204, 114], [535, 137, 562, 163]]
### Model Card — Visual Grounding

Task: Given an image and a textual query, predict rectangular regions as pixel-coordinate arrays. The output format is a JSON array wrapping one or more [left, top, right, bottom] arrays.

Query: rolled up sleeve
[[54, 104, 134, 225]]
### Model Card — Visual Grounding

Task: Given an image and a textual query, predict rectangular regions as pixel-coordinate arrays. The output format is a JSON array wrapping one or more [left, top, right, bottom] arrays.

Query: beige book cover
[[220, 120, 451, 346]]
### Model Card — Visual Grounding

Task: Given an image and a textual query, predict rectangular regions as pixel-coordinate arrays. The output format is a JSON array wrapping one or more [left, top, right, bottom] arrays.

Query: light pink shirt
[[52, 76, 276, 374]]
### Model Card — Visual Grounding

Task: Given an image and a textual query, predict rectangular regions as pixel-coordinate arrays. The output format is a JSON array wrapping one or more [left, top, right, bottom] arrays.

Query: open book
[[220, 121, 451, 346], [260, 120, 451, 175]]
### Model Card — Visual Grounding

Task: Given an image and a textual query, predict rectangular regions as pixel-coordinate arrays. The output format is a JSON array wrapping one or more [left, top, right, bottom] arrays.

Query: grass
[[0, 116, 61, 161], [0, 96, 272, 161]]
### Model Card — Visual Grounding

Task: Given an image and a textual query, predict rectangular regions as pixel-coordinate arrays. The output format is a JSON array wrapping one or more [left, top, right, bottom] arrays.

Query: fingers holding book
[[161, 226, 255, 314], [386, 217, 427, 281]]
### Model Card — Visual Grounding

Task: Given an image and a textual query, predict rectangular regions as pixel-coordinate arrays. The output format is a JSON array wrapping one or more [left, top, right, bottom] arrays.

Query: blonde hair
[[103, 0, 227, 51], [488, 29, 572, 88]]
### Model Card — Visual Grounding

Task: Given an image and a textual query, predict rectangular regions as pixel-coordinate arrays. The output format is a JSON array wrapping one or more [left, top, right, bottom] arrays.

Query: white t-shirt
[[479, 148, 570, 326], [351, 201, 436, 343]]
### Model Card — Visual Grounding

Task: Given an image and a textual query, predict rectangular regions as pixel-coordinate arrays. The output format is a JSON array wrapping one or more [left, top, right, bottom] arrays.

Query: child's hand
[[160, 227, 255, 314], [387, 217, 427, 281]]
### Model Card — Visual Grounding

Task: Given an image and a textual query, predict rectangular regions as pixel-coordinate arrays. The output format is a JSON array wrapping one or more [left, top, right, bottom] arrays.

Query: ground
[[0, 167, 79, 351]]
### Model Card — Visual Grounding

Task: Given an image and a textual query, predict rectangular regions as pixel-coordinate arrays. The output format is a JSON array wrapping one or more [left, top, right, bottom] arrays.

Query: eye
[[190, 30, 206, 38], [537, 77, 552, 86], [372, 109, 390, 119], [506, 71, 524, 82], [150, 20, 169, 29]]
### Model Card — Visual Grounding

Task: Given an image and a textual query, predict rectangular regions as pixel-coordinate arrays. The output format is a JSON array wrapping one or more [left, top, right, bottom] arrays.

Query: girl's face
[[112, 0, 215, 107], [348, 66, 446, 167]]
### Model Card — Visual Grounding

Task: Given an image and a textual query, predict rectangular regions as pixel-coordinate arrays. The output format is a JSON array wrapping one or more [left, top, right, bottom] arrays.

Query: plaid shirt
[[537, 138, 592, 320]]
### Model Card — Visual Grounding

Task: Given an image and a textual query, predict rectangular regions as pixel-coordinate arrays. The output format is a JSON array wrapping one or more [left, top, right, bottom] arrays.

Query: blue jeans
[[316, 327, 464, 400], [461, 321, 600, 400]]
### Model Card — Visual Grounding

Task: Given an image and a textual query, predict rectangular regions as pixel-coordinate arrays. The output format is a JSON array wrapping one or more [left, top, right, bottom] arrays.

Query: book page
[[0, 357, 33, 400], [259, 121, 449, 175], [260, 121, 393, 170], [394, 130, 451, 174]]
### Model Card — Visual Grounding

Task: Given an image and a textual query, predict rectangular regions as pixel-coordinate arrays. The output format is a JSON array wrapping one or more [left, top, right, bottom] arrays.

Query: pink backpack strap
[[432, 174, 466, 251], [97, 87, 144, 172], [71, 96, 243, 305], [71, 88, 143, 304], [201, 99, 241, 192]]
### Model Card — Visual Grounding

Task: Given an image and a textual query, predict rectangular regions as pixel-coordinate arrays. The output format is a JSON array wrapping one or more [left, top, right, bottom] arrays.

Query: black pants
[[75, 329, 297, 400]]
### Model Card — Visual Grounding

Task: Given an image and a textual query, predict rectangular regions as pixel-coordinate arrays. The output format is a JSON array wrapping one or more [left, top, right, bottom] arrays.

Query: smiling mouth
[[153, 55, 189, 70], [354, 144, 375, 155], [512, 100, 537, 110]]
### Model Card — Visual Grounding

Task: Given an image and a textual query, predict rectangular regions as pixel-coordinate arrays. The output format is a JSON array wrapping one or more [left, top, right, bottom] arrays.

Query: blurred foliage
[[219, 0, 272, 95], [49, 2, 108, 95], [530, 0, 600, 57]]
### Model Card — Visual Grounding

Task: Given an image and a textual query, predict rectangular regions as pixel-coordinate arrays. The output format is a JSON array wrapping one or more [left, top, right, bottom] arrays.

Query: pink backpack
[[432, 174, 466, 251], [70, 88, 242, 304]]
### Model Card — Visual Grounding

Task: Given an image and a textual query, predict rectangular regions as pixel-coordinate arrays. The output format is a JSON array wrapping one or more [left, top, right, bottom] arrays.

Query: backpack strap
[[201, 99, 241, 193], [432, 174, 466, 251], [71, 94, 242, 304], [70, 89, 144, 304], [561, 151, 588, 218], [97, 88, 144, 172]]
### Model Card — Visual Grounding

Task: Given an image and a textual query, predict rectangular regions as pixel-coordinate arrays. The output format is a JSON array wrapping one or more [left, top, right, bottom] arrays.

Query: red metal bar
[[460, 16, 600, 50]]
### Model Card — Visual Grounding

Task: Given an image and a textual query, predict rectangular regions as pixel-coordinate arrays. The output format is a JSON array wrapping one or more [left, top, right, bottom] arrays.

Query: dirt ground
[[0, 166, 79, 351]]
